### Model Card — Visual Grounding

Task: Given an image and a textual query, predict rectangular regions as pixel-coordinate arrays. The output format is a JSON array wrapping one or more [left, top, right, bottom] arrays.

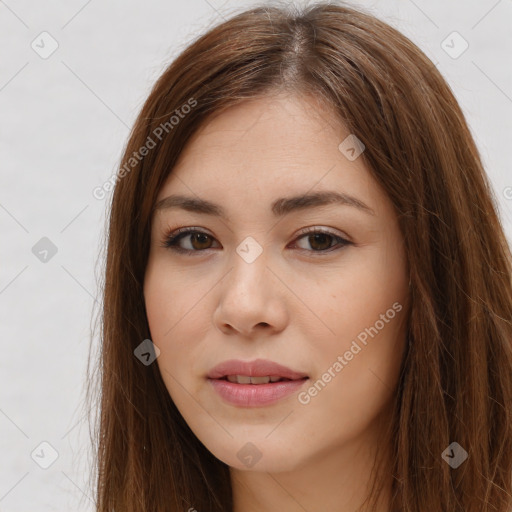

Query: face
[[143, 92, 410, 473]]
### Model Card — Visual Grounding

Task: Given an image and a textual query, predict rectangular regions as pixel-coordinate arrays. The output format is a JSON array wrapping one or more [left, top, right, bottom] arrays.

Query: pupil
[[192, 233, 211, 249], [310, 233, 331, 251]]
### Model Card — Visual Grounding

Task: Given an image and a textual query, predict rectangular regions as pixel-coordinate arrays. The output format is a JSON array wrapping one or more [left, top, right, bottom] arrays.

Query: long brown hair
[[85, 1, 512, 510]]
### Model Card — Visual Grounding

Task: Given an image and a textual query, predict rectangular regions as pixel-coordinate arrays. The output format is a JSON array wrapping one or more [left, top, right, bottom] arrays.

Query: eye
[[160, 228, 219, 254], [291, 227, 352, 253], [160, 227, 352, 255]]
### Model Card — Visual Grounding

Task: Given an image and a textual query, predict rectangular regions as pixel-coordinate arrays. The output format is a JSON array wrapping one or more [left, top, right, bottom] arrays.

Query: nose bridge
[[213, 234, 289, 336], [235, 233, 266, 266], [218, 235, 278, 314], [229, 236, 269, 291]]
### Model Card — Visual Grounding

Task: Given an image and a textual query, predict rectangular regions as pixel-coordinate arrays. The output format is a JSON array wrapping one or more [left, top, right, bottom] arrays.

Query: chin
[[204, 437, 307, 473]]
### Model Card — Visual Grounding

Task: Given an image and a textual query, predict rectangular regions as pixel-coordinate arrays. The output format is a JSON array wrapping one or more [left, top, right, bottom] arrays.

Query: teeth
[[248, 376, 270, 384], [225, 375, 285, 384]]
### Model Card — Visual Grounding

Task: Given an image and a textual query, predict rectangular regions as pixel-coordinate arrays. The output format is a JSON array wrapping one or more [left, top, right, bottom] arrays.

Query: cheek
[[308, 241, 407, 343], [297, 243, 408, 428], [296, 304, 406, 448], [144, 260, 212, 394], [144, 256, 210, 341]]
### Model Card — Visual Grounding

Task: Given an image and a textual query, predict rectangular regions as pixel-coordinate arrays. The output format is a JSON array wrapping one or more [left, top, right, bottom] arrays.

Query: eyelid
[[294, 225, 350, 240]]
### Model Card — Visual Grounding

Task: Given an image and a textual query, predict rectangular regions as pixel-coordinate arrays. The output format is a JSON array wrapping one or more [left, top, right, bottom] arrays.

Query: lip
[[207, 358, 309, 380], [207, 358, 309, 407]]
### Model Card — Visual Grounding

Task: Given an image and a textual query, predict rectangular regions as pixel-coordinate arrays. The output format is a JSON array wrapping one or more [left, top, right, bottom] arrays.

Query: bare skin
[[144, 92, 410, 512]]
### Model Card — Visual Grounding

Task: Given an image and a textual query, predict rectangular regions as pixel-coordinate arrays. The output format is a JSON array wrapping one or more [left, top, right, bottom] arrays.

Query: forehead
[[164, 95, 361, 179], [154, 93, 389, 221]]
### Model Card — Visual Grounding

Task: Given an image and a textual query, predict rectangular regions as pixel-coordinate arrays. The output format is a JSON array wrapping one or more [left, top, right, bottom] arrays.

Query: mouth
[[207, 359, 310, 407], [208, 375, 309, 407], [216, 375, 307, 384], [207, 358, 309, 381]]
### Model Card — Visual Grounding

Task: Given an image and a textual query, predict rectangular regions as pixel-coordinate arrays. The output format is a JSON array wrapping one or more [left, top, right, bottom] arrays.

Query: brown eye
[[188, 232, 213, 250], [306, 233, 334, 251], [161, 229, 219, 254], [293, 229, 351, 253], [162, 227, 351, 256]]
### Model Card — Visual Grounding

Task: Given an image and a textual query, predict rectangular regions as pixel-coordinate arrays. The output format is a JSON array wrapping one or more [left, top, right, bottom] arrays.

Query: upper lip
[[207, 358, 309, 380]]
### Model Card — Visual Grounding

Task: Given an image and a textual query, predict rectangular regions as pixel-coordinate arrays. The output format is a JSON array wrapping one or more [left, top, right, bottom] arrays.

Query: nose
[[212, 248, 288, 337]]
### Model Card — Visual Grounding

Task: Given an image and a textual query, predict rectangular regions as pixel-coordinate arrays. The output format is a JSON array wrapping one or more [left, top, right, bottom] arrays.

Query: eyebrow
[[153, 191, 376, 217]]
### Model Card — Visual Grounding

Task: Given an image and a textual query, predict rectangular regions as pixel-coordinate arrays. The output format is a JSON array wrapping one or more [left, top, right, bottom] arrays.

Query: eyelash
[[159, 226, 352, 256]]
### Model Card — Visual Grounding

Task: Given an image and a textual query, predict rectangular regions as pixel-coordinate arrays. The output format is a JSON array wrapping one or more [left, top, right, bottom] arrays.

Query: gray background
[[1, 0, 511, 510]]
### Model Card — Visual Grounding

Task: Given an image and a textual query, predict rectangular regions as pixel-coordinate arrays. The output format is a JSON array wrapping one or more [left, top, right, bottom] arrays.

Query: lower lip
[[208, 378, 309, 407]]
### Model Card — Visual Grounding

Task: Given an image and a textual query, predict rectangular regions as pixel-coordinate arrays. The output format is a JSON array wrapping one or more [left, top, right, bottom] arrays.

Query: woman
[[87, 2, 512, 511]]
